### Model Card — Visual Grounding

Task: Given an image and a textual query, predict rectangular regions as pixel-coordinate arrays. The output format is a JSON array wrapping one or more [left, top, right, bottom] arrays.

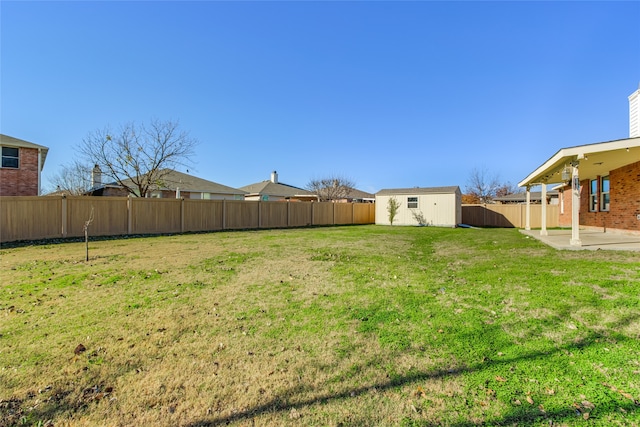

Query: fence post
[[258, 201, 262, 228], [483, 204, 487, 227], [61, 196, 67, 238], [311, 202, 314, 226], [287, 201, 291, 227], [352, 203, 355, 224], [180, 198, 185, 233], [333, 202, 336, 225], [127, 195, 132, 235], [222, 199, 226, 230]]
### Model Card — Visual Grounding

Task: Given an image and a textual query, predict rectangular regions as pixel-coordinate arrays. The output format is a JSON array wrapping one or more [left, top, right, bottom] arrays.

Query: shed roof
[[376, 186, 460, 196], [0, 134, 49, 169]]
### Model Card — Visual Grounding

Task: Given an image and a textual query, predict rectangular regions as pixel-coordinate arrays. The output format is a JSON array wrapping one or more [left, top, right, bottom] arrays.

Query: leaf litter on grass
[[1, 226, 639, 426]]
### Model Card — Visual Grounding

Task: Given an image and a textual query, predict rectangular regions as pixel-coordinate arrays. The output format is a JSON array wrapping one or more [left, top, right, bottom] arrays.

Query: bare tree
[[83, 206, 94, 262], [495, 182, 522, 198], [306, 175, 356, 202], [78, 119, 198, 197], [464, 167, 502, 204], [48, 160, 93, 195]]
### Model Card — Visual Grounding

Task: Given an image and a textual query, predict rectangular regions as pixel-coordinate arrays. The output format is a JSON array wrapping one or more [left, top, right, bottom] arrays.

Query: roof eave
[[518, 137, 640, 187]]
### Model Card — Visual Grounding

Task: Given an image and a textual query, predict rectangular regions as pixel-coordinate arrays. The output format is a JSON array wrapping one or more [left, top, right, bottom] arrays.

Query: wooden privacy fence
[[462, 204, 559, 228], [0, 196, 376, 243]]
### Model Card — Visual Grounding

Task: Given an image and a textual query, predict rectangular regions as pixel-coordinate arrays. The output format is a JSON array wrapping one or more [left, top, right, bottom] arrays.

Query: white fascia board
[[518, 137, 640, 188]]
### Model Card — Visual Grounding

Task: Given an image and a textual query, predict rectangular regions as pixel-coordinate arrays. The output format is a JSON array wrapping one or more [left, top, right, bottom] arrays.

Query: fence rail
[[461, 204, 559, 228], [0, 196, 376, 243]]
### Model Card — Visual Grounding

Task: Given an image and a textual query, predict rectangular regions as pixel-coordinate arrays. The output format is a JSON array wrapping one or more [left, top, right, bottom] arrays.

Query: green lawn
[[1, 226, 638, 426]]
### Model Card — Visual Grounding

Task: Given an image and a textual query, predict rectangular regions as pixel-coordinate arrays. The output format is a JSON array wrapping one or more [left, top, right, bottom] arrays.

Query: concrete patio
[[520, 229, 640, 252]]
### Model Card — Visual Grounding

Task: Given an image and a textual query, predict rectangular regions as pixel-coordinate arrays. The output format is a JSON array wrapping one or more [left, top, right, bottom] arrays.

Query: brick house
[[88, 167, 247, 200], [557, 157, 640, 232], [0, 134, 49, 196], [240, 171, 318, 202], [519, 137, 640, 244], [519, 89, 640, 245]]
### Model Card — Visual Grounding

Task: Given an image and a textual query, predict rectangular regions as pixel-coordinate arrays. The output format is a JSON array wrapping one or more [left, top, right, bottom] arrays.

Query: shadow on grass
[[183, 325, 639, 426], [0, 385, 109, 427], [5, 318, 638, 426]]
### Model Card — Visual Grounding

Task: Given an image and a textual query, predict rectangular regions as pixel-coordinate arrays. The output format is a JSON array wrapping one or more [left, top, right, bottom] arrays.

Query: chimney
[[629, 87, 640, 138], [91, 164, 102, 189], [270, 170, 278, 184]]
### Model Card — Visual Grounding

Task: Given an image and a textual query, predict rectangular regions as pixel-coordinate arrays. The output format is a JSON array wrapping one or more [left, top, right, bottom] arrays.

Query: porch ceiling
[[519, 137, 640, 187]]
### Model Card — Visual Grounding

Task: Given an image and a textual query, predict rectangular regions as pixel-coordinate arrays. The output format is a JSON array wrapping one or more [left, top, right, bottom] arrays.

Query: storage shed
[[375, 186, 461, 227]]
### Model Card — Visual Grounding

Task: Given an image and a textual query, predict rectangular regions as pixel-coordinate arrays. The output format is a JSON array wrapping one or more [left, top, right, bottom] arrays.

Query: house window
[[407, 197, 418, 209], [600, 176, 610, 211], [1, 147, 19, 168], [589, 179, 598, 212]]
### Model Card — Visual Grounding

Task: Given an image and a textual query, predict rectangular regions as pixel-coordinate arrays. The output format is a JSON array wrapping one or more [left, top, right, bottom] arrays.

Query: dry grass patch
[[2, 226, 639, 426]]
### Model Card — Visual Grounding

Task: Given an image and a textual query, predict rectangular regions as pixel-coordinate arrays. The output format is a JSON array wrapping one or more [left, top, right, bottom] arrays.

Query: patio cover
[[518, 137, 640, 246]]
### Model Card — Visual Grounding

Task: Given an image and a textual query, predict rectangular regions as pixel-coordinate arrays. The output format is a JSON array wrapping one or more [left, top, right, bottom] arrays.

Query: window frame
[[589, 179, 598, 212], [407, 196, 418, 209], [1, 146, 20, 169], [600, 175, 610, 212]]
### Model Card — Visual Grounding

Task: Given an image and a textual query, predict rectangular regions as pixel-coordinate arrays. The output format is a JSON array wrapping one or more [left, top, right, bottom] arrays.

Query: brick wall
[[101, 187, 129, 197], [579, 178, 599, 227], [577, 161, 640, 232], [558, 186, 572, 227], [608, 161, 640, 231], [0, 147, 40, 196]]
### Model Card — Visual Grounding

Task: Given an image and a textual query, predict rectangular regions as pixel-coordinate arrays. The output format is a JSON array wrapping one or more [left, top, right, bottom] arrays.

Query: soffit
[[519, 137, 640, 186]]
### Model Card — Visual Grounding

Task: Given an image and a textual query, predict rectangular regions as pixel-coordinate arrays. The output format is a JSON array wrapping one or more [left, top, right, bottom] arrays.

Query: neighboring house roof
[[347, 188, 375, 199], [44, 189, 75, 197], [494, 191, 558, 203], [0, 134, 49, 170], [240, 181, 316, 198], [376, 186, 460, 196], [519, 137, 640, 187], [101, 169, 246, 195]]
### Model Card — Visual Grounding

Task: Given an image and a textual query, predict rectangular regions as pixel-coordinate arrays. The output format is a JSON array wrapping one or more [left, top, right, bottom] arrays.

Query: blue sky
[[2, 1, 639, 194]]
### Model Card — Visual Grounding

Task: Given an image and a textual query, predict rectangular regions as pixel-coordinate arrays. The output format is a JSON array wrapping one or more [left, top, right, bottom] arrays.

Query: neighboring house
[[88, 168, 247, 200], [375, 186, 461, 227], [0, 134, 49, 196], [494, 190, 558, 205], [334, 188, 376, 203], [519, 89, 640, 244], [240, 171, 318, 202]]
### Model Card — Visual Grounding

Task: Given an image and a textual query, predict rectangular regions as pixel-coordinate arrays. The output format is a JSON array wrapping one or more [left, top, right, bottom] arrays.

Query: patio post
[[525, 186, 531, 230], [540, 183, 548, 236], [570, 163, 581, 246]]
